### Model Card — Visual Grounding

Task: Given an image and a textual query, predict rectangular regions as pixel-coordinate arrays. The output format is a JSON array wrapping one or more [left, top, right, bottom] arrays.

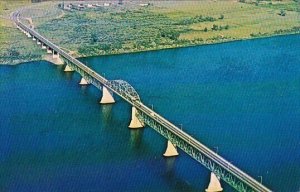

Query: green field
[[1, 0, 299, 64], [0, 1, 46, 64], [161, 0, 300, 41]]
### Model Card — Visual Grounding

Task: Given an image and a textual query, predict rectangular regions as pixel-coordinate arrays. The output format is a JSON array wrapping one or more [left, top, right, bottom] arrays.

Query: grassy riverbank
[[0, 1, 46, 64], [1, 0, 299, 64]]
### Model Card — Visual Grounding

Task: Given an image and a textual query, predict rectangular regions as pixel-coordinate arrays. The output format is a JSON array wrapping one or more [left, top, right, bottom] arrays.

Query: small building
[[104, 3, 111, 7]]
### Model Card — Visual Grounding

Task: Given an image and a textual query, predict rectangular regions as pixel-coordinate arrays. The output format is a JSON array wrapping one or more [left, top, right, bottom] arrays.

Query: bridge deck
[[12, 10, 272, 192]]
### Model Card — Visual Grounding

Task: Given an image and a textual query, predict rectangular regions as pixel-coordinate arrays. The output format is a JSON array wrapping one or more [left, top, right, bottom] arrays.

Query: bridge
[[11, 9, 272, 192]]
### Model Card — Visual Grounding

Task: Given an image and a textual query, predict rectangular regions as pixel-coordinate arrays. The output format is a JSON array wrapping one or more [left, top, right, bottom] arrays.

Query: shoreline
[[78, 32, 300, 59], [2, 31, 299, 65], [1, 0, 299, 65]]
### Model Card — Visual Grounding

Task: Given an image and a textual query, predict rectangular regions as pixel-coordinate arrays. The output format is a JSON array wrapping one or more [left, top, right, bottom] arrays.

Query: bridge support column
[[205, 172, 223, 192], [64, 64, 74, 72], [79, 77, 90, 85], [37, 40, 41, 45], [128, 106, 144, 128], [100, 86, 115, 104], [47, 48, 52, 54], [52, 52, 59, 59], [41, 44, 47, 49], [32, 36, 36, 41], [163, 140, 179, 157], [52, 51, 64, 65], [27, 33, 31, 38]]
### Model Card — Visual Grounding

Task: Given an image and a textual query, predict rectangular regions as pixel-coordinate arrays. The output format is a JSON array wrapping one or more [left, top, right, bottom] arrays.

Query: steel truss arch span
[[107, 80, 141, 102]]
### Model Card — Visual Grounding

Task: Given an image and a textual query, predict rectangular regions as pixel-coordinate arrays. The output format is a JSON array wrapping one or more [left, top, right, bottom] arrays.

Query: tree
[[99, 44, 111, 52], [91, 33, 98, 43], [255, 0, 261, 6], [219, 14, 224, 19], [204, 27, 208, 32], [212, 24, 218, 31], [279, 10, 286, 16], [9, 49, 20, 57]]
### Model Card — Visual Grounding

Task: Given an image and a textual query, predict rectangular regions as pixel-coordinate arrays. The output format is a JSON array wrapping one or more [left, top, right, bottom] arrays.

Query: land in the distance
[[0, 0, 299, 64]]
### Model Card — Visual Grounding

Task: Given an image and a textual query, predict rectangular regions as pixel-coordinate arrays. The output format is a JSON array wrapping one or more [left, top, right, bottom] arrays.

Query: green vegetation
[[34, 0, 300, 58], [177, 15, 217, 25], [160, 0, 299, 42], [36, 8, 193, 56], [239, 0, 300, 12], [0, 0, 299, 64], [211, 24, 229, 31], [274, 26, 300, 34], [279, 9, 286, 16], [0, 1, 52, 64]]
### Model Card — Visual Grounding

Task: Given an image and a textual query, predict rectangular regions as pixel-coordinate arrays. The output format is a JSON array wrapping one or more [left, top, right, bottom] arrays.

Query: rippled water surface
[[1, 34, 300, 191]]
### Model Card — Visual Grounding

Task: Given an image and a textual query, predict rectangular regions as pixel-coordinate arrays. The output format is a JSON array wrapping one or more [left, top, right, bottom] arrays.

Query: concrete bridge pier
[[26, 33, 31, 38], [64, 64, 74, 72], [37, 40, 41, 45], [47, 48, 52, 54], [128, 106, 144, 128], [52, 51, 59, 59], [32, 36, 36, 41], [205, 172, 223, 192], [41, 44, 47, 49], [52, 51, 64, 65], [79, 77, 90, 85], [163, 140, 179, 157], [100, 86, 115, 104]]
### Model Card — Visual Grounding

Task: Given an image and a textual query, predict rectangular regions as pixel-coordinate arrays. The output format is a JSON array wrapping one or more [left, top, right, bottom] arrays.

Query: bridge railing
[[134, 101, 271, 192]]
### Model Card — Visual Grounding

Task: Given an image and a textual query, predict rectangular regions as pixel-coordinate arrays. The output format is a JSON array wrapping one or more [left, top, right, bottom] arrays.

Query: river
[[0, 34, 299, 191]]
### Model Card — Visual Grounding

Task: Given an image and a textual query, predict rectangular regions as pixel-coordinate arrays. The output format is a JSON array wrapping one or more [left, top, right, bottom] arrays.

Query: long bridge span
[[12, 10, 272, 192]]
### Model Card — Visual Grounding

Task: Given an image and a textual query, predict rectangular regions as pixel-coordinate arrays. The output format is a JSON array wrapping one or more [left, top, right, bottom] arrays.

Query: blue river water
[[0, 34, 300, 191]]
